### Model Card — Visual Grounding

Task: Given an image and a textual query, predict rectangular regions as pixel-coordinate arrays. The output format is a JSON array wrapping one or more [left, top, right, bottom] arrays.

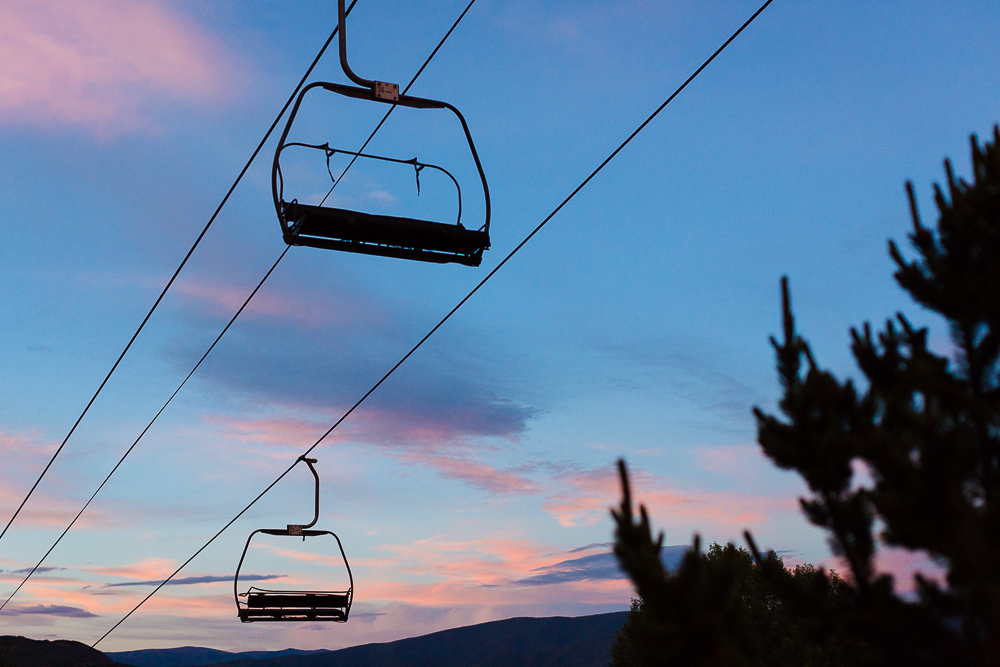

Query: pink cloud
[[175, 280, 385, 330], [543, 464, 794, 529], [358, 576, 631, 609], [875, 546, 946, 594], [377, 536, 574, 586], [86, 557, 177, 582], [0, 428, 114, 530], [697, 445, 762, 476], [0, 0, 234, 131], [0, 536, 631, 647], [208, 412, 538, 495], [0, 430, 55, 456], [398, 451, 539, 495], [12, 579, 232, 621], [206, 415, 336, 450], [350, 408, 475, 446], [821, 546, 946, 595]]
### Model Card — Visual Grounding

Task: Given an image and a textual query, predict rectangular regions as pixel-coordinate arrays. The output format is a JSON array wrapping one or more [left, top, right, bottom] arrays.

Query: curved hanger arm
[[234, 528, 265, 610], [322, 529, 355, 609], [338, 0, 374, 89], [272, 82, 327, 234], [297, 456, 320, 530]]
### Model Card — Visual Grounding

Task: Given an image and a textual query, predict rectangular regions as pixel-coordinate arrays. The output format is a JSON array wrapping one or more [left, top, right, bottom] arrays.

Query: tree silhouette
[[610, 462, 863, 667], [613, 126, 1000, 666]]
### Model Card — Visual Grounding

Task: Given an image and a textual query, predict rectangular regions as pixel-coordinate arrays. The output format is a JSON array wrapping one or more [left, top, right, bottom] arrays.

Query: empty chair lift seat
[[240, 587, 351, 622], [282, 201, 490, 266], [234, 458, 354, 624]]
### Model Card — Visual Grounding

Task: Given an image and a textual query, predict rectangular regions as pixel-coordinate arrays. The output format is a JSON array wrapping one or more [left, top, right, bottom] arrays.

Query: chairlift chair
[[234, 457, 353, 623], [271, 0, 491, 267]]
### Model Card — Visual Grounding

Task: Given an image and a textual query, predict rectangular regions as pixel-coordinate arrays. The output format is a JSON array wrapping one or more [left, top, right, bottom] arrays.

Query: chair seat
[[282, 201, 489, 266], [239, 591, 350, 623], [239, 607, 347, 621], [247, 592, 349, 609]]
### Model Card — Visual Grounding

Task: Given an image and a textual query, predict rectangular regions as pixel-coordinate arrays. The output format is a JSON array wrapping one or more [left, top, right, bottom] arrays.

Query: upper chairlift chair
[[234, 456, 353, 623], [272, 0, 491, 267]]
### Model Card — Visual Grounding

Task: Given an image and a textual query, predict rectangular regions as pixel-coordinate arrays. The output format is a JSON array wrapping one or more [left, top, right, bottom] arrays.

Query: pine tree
[[612, 127, 1000, 666], [611, 462, 862, 667]]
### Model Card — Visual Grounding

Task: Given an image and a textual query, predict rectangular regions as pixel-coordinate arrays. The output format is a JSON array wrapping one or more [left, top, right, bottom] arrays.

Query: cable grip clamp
[[374, 81, 399, 102]]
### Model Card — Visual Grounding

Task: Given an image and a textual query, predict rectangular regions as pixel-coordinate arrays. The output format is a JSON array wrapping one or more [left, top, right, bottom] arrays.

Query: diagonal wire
[[318, 0, 478, 206], [0, 0, 360, 547], [0, 249, 288, 612], [67, 0, 774, 663], [4, 0, 479, 615]]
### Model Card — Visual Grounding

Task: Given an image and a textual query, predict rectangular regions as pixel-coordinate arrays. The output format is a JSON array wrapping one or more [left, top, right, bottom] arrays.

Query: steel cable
[[6, 0, 479, 617], [0, 0, 361, 547], [66, 0, 774, 663]]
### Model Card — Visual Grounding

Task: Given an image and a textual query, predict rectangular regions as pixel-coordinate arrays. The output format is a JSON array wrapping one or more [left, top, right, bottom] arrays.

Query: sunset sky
[[1, 0, 998, 654]]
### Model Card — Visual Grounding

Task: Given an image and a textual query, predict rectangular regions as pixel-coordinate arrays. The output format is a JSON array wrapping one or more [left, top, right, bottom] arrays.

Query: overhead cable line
[[0, 250, 288, 612], [0, 0, 361, 547], [5, 0, 479, 613], [68, 0, 775, 662]]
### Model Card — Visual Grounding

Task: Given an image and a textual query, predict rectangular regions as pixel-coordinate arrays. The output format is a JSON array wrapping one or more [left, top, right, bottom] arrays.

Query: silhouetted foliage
[[610, 463, 863, 667], [612, 127, 1000, 666], [609, 598, 641, 667]]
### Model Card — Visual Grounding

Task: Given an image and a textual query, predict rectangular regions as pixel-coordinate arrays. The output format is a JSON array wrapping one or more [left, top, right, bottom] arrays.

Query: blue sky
[[1, 0, 998, 653]]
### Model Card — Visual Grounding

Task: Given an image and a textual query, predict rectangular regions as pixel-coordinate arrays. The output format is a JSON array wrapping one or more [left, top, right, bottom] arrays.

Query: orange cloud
[[0, 0, 234, 131]]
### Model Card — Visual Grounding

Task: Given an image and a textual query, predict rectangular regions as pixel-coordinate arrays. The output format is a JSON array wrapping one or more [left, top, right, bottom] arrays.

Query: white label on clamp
[[374, 81, 399, 102], [287, 524, 303, 535]]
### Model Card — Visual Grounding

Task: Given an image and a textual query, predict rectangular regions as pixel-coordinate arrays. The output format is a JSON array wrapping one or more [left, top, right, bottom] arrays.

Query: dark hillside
[[0, 635, 119, 667], [106, 648, 329, 667], [213, 612, 628, 667]]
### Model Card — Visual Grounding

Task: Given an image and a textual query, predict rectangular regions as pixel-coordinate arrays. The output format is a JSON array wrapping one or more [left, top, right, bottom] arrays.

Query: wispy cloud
[[174, 280, 383, 331], [169, 277, 539, 449], [0, 604, 97, 618], [397, 448, 540, 495], [206, 411, 538, 495], [514, 547, 688, 586], [0, 428, 113, 530], [0, 0, 235, 131], [103, 574, 284, 588], [601, 340, 762, 425], [0, 429, 55, 456], [542, 463, 793, 529], [5, 566, 63, 575], [86, 557, 176, 581], [368, 190, 397, 205], [514, 552, 623, 586]]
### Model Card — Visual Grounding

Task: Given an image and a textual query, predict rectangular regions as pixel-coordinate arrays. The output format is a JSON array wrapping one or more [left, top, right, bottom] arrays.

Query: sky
[[1, 0, 998, 654]]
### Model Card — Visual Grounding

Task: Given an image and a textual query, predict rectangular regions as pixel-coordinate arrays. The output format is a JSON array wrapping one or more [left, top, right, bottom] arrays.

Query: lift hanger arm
[[337, 0, 372, 88], [338, 0, 399, 101], [293, 456, 320, 532]]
